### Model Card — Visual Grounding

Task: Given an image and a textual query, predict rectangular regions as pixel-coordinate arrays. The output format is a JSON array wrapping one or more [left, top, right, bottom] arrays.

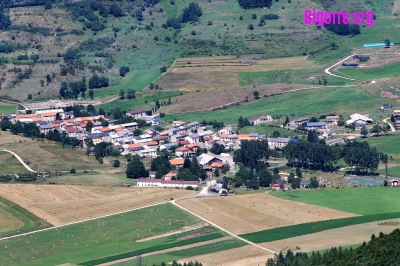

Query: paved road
[[324, 54, 356, 80], [172, 200, 276, 255], [1, 149, 36, 173]]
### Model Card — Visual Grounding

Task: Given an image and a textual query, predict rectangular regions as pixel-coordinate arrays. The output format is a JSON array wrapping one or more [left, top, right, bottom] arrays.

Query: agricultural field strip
[[164, 84, 358, 114], [0, 201, 167, 242], [172, 200, 277, 254], [239, 212, 400, 243], [0, 99, 28, 110], [325, 54, 356, 80], [0, 149, 36, 173]]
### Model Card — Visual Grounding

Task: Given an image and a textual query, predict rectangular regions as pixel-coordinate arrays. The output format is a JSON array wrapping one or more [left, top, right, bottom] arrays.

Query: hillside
[[0, 0, 395, 106]]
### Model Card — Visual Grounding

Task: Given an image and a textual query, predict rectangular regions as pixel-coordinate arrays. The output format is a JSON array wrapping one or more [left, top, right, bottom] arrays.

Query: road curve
[[383, 118, 396, 132], [1, 149, 36, 173], [172, 200, 277, 254], [324, 55, 356, 81]]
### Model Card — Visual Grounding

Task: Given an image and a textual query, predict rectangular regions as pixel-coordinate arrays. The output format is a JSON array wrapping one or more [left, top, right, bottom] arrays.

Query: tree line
[[237, 0, 272, 9], [266, 229, 400, 266]]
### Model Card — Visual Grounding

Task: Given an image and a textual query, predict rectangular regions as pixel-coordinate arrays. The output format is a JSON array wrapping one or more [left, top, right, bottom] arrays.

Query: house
[[160, 143, 178, 151], [322, 129, 332, 138], [216, 179, 225, 187], [306, 122, 326, 131], [294, 117, 309, 126], [197, 154, 223, 169], [169, 158, 184, 168], [346, 113, 372, 126], [394, 110, 400, 117], [120, 122, 138, 131], [218, 126, 233, 135], [326, 116, 339, 125], [39, 123, 53, 134], [272, 179, 284, 190], [389, 179, 399, 187], [149, 171, 157, 178], [267, 138, 299, 148], [175, 146, 189, 157], [126, 109, 147, 119], [250, 114, 273, 125], [342, 135, 357, 144], [300, 180, 311, 188]]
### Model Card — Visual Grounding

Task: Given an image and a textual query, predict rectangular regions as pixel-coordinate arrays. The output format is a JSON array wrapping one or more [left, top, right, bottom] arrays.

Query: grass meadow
[[0, 102, 19, 115], [271, 186, 400, 215], [162, 86, 382, 124], [43, 172, 136, 187], [337, 62, 400, 80], [0, 150, 27, 174], [240, 212, 400, 243], [0, 203, 228, 266], [0, 197, 50, 238], [239, 125, 305, 138]]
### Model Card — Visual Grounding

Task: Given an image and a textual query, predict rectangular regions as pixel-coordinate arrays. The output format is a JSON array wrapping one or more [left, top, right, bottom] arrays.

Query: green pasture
[[377, 165, 400, 177], [114, 238, 246, 266], [239, 125, 305, 138], [0, 150, 27, 174], [359, 134, 400, 160], [100, 91, 181, 112], [0, 203, 227, 266], [271, 186, 400, 215], [0, 102, 18, 115], [240, 212, 400, 243], [336, 61, 400, 80], [162, 86, 383, 124], [0, 197, 50, 238], [239, 71, 350, 87], [44, 172, 136, 187]]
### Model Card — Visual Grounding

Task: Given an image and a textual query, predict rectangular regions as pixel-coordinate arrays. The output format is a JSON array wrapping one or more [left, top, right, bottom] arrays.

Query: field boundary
[[239, 212, 400, 243], [164, 85, 357, 114]]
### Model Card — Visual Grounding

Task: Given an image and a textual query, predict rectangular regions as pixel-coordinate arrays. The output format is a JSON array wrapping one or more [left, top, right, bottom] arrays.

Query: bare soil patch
[[176, 193, 356, 235], [262, 219, 400, 253], [177, 245, 274, 266], [136, 222, 208, 242], [0, 184, 196, 226]]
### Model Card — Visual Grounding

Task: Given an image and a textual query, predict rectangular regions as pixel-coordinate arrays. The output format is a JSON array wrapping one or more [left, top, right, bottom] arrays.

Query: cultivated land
[[0, 131, 106, 172], [271, 187, 400, 215], [0, 184, 196, 226], [176, 193, 356, 235], [0, 204, 229, 266], [262, 219, 400, 253], [0, 197, 50, 238]]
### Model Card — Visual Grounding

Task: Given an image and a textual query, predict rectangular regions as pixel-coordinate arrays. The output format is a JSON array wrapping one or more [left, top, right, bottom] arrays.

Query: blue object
[[363, 42, 394, 48]]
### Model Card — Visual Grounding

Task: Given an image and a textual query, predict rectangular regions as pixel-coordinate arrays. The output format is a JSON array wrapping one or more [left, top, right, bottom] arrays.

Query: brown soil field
[[176, 193, 356, 235], [177, 245, 274, 266], [162, 84, 315, 113], [262, 219, 400, 253], [157, 56, 311, 92], [0, 184, 196, 226]]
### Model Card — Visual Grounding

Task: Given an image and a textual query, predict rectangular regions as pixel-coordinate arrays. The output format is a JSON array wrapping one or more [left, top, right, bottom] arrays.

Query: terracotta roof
[[128, 144, 143, 149], [187, 143, 200, 148], [81, 117, 91, 121], [42, 112, 58, 117], [220, 134, 228, 138], [32, 117, 42, 122], [99, 127, 110, 132], [210, 162, 224, 168], [237, 134, 251, 140], [114, 127, 124, 132], [169, 158, 184, 165], [147, 141, 158, 146], [346, 136, 357, 140], [176, 146, 189, 151], [165, 172, 176, 178], [159, 130, 169, 136], [18, 114, 38, 119], [179, 140, 190, 145]]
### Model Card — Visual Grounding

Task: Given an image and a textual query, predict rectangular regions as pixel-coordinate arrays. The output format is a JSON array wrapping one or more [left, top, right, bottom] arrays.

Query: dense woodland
[[266, 229, 400, 266], [237, 0, 273, 9]]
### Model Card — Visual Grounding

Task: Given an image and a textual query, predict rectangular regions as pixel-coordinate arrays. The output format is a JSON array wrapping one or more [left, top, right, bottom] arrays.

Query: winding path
[[383, 118, 396, 132], [0, 149, 36, 173], [324, 54, 357, 81]]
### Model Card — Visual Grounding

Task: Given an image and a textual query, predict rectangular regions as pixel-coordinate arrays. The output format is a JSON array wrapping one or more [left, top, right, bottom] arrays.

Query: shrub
[[70, 168, 76, 174], [186, 186, 194, 190]]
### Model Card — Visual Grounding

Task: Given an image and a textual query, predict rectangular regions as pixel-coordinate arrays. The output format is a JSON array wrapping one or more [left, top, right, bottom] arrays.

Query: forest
[[266, 229, 400, 266]]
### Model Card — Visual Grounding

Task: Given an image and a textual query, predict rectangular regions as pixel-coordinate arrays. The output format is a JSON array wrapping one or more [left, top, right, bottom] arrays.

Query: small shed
[[272, 179, 284, 190]]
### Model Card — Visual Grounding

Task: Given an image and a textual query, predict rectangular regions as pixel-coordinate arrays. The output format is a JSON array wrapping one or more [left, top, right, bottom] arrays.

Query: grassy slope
[[359, 134, 400, 160], [161, 86, 377, 123], [240, 212, 400, 243], [271, 187, 400, 215], [0, 150, 27, 174], [0, 197, 50, 238], [337, 62, 400, 80], [0, 102, 19, 114], [239, 125, 305, 138], [0, 203, 227, 266]]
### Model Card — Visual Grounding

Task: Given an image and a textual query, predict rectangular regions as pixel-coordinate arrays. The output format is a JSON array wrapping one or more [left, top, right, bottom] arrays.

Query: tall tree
[[126, 156, 148, 178]]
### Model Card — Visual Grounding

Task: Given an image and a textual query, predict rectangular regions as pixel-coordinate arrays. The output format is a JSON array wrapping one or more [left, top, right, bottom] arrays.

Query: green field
[[162, 86, 383, 124], [0, 102, 19, 115], [0, 197, 50, 238], [115, 238, 247, 266], [240, 212, 400, 243], [0, 203, 228, 266], [44, 172, 136, 187], [239, 125, 305, 138], [0, 150, 27, 174], [337, 62, 400, 80], [239, 71, 349, 87], [100, 91, 181, 112], [359, 134, 400, 160], [271, 186, 400, 215]]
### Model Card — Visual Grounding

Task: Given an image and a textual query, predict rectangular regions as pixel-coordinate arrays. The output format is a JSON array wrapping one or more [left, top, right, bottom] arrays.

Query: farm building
[[341, 63, 359, 67], [342, 135, 357, 144], [272, 179, 285, 190], [346, 113, 373, 126], [294, 117, 309, 126], [306, 122, 327, 130], [216, 179, 226, 187], [267, 137, 299, 148], [250, 114, 273, 125], [326, 116, 340, 125], [126, 109, 147, 119], [300, 180, 311, 188]]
